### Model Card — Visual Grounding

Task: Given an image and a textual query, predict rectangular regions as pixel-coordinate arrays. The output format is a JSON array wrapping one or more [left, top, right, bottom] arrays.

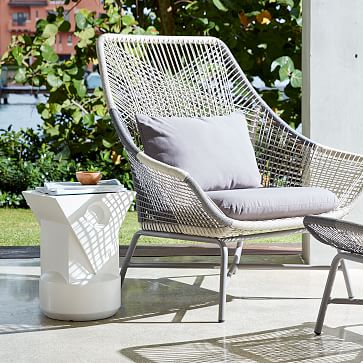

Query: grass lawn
[[0, 208, 301, 246]]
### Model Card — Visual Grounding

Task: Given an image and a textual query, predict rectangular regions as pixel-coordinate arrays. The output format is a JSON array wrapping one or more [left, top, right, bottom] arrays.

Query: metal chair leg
[[218, 241, 228, 323], [120, 230, 142, 285], [228, 241, 243, 277], [120, 232, 242, 322], [315, 254, 343, 335], [341, 259, 354, 299]]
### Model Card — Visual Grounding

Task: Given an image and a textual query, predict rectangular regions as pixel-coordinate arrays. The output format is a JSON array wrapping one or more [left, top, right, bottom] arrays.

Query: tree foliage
[[0, 0, 158, 205], [127, 0, 302, 126], [1, 0, 157, 188], [178, 0, 302, 126]]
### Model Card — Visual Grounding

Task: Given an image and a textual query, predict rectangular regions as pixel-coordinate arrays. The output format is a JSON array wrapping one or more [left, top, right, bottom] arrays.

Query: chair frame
[[97, 34, 363, 322]]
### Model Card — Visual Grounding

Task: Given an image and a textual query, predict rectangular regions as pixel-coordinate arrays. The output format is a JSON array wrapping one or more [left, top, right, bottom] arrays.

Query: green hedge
[[0, 127, 133, 207]]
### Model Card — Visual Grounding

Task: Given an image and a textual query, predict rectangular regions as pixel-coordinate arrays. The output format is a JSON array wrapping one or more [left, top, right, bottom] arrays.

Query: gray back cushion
[[136, 112, 261, 191]]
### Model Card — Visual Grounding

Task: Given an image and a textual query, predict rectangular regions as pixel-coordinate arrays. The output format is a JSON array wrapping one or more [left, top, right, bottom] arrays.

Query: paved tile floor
[[0, 257, 363, 362]]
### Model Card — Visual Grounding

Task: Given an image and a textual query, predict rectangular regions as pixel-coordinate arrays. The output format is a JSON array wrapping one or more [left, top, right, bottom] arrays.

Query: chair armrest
[[251, 115, 363, 208], [136, 152, 189, 181], [131, 152, 233, 231], [237, 101, 363, 209], [305, 144, 363, 208]]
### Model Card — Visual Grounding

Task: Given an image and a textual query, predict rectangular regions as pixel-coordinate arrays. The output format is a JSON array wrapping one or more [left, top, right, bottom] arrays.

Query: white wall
[[302, 0, 363, 264]]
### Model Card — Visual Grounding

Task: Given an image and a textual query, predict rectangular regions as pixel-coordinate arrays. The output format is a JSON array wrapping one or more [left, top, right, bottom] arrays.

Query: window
[[35, 10, 39, 19], [67, 35, 72, 46], [12, 12, 29, 26]]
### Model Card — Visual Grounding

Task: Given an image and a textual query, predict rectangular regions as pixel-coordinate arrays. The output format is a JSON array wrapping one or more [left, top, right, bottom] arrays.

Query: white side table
[[22, 190, 135, 321]]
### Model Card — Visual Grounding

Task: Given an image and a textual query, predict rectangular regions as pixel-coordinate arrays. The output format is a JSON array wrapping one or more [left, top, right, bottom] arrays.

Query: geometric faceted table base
[[23, 190, 135, 321]]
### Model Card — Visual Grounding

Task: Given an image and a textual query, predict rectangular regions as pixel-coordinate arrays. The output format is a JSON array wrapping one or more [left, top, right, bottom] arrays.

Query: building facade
[[0, 0, 104, 57]]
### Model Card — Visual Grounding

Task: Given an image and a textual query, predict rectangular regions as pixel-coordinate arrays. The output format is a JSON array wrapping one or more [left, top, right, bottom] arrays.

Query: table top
[[23, 189, 135, 199], [22, 189, 136, 225]]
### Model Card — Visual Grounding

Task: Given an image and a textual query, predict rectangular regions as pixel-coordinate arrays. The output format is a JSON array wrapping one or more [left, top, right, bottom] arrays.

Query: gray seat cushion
[[136, 112, 261, 191], [206, 187, 339, 221]]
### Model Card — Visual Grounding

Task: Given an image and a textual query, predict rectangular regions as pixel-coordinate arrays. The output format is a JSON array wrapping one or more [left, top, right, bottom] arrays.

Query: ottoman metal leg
[[340, 259, 354, 299], [315, 254, 342, 335], [304, 216, 363, 335]]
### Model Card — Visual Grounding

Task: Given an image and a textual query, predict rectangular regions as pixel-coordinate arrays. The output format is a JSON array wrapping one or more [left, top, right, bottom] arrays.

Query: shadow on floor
[[120, 322, 363, 363], [0, 273, 324, 335], [0, 273, 230, 334]]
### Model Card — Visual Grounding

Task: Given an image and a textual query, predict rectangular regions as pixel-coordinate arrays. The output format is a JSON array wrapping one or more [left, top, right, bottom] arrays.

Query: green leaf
[[296, 16, 302, 27], [83, 114, 94, 127], [41, 44, 59, 63], [58, 20, 71, 33], [133, 27, 145, 35], [37, 102, 46, 113], [11, 47, 23, 66], [72, 109, 82, 123], [47, 74, 62, 88], [145, 26, 158, 35], [279, 64, 291, 81], [198, 18, 209, 25], [109, 13, 121, 25], [121, 26, 133, 35], [79, 27, 95, 40], [122, 15, 137, 26], [290, 69, 302, 88], [100, 150, 111, 162], [31, 49, 40, 57], [76, 28, 95, 48], [42, 24, 58, 39], [14, 68, 26, 83], [212, 0, 228, 11], [67, 67, 78, 76], [41, 108, 51, 119], [49, 103, 62, 114], [93, 104, 106, 116], [276, 0, 294, 8], [44, 37, 56, 47], [63, 73, 71, 82], [73, 79, 87, 98], [271, 56, 295, 72], [102, 139, 114, 148], [32, 76, 40, 86], [75, 12, 87, 30], [45, 124, 60, 137]]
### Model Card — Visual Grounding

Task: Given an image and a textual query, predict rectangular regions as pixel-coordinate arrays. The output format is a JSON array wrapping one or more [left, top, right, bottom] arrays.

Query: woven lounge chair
[[97, 35, 363, 322]]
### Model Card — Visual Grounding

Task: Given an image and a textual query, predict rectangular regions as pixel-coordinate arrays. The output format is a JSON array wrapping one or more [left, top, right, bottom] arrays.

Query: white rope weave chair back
[[99, 35, 243, 138]]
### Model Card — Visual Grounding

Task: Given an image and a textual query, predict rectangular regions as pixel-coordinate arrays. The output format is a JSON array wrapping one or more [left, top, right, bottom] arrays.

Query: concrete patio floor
[[1, 257, 363, 362]]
